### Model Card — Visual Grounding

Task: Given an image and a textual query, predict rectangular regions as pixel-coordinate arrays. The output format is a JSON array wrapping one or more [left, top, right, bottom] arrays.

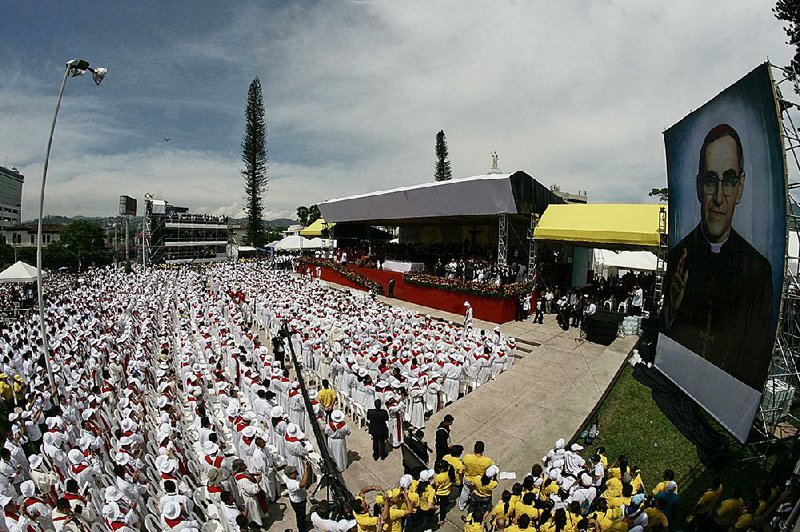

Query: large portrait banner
[[656, 63, 787, 442]]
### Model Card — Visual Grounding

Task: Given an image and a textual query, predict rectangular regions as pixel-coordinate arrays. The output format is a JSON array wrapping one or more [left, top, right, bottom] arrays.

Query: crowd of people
[[0, 260, 519, 531], [0, 259, 796, 531]]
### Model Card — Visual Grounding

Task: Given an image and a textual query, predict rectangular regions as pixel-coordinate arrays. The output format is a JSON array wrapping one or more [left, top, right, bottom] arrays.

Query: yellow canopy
[[299, 218, 335, 237], [534, 204, 666, 250]]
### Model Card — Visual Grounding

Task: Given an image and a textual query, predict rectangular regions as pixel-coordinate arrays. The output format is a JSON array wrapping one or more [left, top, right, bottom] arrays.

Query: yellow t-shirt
[[599, 453, 608, 467], [630, 473, 643, 494], [589, 509, 615, 529], [354, 511, 379, 532], [733, 512, 753, 530], [695, 485, 723, 515], [652, 480, 678, 496], [513, 501, 539, 521], [467, 476, 498, 498], [714, 497, 745, 526], [463, 453, 494, 478], [464, 513, 484, 532], [319, 388, 337, 409], [645, 507, 669, 529], [385, 508, 409, 532], [443, 454, 466, 484], [492, 501, 514, 522], [608, 495, 631, 510], [433, 472, 452, 497], [607, 466, 624, 480], [602, 477, 623, 500], [417, 486, 436, 511], [538, 481, 559, 502]]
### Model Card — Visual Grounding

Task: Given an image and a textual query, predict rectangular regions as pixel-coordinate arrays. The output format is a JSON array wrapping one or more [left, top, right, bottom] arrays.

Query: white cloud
[[0, 0, 793, 220]]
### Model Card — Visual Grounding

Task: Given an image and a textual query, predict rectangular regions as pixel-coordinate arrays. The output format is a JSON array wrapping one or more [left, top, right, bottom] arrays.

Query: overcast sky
[[0, 1, 792, 220]]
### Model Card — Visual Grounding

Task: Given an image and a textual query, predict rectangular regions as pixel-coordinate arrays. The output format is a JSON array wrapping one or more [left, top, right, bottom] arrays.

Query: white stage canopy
[[273, 236, 336, 250], [318, 171, 562, 225], [0, 261, 47, 283], [593, 249, 657, 271]]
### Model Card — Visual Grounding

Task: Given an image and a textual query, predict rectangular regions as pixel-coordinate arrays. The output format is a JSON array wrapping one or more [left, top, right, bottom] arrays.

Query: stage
[[316, 262, 522, 323]]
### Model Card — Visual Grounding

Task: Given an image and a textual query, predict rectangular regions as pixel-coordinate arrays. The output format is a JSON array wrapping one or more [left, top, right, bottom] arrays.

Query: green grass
[[591, 364, 782, 529]]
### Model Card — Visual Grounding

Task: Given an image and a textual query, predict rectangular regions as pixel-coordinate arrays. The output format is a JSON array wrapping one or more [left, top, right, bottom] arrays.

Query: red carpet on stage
[[318, 264, 518, 324]]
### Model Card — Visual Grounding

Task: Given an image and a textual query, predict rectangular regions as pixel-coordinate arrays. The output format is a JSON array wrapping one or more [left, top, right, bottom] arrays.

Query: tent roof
[[0, 261, 47, 283], [299, 219, 335, 237], [594, 249, 658, 271], [535, 204, 666, 250], [318, 171, 563, 225]]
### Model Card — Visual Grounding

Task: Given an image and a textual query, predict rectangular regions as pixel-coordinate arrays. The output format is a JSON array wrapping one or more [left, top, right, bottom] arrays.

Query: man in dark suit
[[435, 414, 454, 464], [367, 399, 389, 461], [663, 124, 774, 390]]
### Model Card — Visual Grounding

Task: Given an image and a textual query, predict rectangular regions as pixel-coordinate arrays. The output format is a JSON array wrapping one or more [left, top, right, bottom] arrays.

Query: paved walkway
[[266, 281, 637, 530]]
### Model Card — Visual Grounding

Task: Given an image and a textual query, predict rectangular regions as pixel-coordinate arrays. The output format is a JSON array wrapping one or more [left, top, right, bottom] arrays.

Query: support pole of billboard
[[125, 217, 129, 264], [527, 213, 539, 282]]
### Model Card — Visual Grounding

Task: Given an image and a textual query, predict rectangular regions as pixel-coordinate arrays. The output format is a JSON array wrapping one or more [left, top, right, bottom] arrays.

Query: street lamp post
[[36, 59, 107, 396]]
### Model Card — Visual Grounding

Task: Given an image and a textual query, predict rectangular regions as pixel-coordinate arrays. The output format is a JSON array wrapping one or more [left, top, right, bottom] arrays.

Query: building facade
[[0, 166, 24, 229], [146, 199, 228, 264], [1, 224, 62, 247]]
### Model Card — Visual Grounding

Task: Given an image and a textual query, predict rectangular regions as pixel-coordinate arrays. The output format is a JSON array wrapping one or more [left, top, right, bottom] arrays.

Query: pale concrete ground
[[264, 282, 637, 531]]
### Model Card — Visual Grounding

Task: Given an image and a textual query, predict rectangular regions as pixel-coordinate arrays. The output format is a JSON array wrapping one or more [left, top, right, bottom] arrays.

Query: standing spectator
[[366, 400, 389, 461], [435, 415, 454, 464], [280, 459, 312, 532], [387, 278, 395, 298]]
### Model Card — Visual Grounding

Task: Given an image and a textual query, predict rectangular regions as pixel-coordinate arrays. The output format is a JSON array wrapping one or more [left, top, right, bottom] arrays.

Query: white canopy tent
[[593, 249, 657, 273], [0, 261, 47, 283], [272, 235, 335, 250]]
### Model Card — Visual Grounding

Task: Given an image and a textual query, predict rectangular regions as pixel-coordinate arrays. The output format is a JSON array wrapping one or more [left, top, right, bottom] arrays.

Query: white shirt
[[280, 473, 306, 503], [310, 512, 339, 532]]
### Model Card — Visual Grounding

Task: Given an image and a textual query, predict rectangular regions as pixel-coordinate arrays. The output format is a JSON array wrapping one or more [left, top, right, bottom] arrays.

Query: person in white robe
[[232, 460, 266, 526], [250, 437, 278, 502], [385, 394, 405, 448], [323, 410, 350, 472], [408, 382, 426, 430]]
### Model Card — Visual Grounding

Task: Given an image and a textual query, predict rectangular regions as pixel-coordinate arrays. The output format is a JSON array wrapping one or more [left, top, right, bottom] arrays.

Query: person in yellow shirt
[[588, 498, 616, 530], [538, 472, 560, 504], [608, 483, 633, 511], [458, 441, 494, 511], [318, 379, 337, 418], [596, 446, 608, 468], [492, 490, 514, 527], [539, 508, 572, 532], [462, 510, 485, 532], [0, 374, 12, 403], [687, 477, 722, 529], [651, 469, 677, 497], [644, 498, 669, 530], [714, 487, 745, 528], [353, 485, 387, 532], [433, 460, 454, 526], [507, 514, 532, 532], [468, 464, 499, 516], [384, 486, 414, 532], [523, 465, 542, 496], [443, 445, 466, 487], [11, 375, 25, 405], [411, 470, 437, 531], [601, 474, 623, 502], [513, 492, 539, 522], [628, 465, 644, 495], [607, 455, 628, 481]]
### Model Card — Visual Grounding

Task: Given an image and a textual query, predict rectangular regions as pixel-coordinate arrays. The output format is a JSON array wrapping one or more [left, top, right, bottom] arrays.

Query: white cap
[[270, 406, 284, 418], [286, 423, 298, 436], [571, 443, 584, 451], [419, 469, 435, 482], [399, 474, 413, 488], [20, 480, 35, 497], [331, 410, 345, 423], [242, 426, 257, 438], [555, 438, 565, 449], [485, 465, 499, 478]]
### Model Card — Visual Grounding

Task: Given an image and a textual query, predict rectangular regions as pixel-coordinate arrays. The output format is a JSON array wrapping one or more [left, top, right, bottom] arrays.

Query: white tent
[[0, 261, 47, 283], [273, 235, 309, 250], [594, 249, 657, 272]]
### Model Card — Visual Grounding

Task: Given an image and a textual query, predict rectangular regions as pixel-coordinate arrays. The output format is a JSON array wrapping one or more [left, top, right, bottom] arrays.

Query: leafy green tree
[[0, 243, 13, 270], [434, 130, 452, 181], [308, 204, 322, 224], [242, 78, 269, 247], [59, 220, 110, 271], [775, 0, 800, 83], [296, 206, 309, 226]]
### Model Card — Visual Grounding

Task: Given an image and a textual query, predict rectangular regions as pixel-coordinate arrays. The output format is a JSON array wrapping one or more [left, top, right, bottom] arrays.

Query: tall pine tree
[[242, 78, 268, 247], [434, 130, 452, 181], [776, 0, 800, 84]]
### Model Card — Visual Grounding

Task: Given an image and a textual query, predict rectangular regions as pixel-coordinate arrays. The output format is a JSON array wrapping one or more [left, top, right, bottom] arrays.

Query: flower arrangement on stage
[[300, 257, 384, 294], [403, 272, 533, 299]]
